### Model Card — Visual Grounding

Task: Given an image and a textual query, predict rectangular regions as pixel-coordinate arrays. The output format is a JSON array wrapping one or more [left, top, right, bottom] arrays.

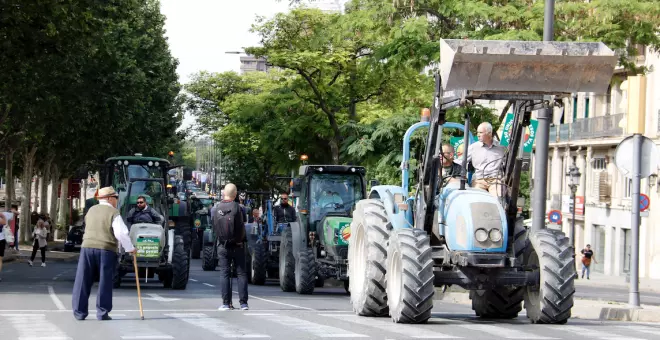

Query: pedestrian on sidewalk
[[28, 219, 49, 267], [10, 205, 19, 251], [212, 183, 249, 311], [71, 186, 136, 321], [580, 244, 597, 280], [0, 213, 8, 282]]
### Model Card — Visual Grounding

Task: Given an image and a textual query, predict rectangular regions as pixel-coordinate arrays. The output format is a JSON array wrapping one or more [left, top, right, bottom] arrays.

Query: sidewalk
[[3, 241, 79, 264], [574, 271, 660, 293]]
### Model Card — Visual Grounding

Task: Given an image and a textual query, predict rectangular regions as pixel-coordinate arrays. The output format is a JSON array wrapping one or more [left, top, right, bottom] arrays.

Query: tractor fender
[[289, 221, 304, 262], [167, 229, 175, 263], [368, 185, 410, 230], [203, 228, 215, 246]]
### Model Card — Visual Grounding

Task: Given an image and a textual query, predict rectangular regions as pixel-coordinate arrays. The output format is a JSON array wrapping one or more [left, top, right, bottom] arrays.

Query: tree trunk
[[329, 138, 340, 165], [49, 164, 60, 219], [4, 148, 15, 210], [20, 146, 37, 243], [40, 164, 50, 213], [58, 178, 69, 227], [33, 175, 40, 212]]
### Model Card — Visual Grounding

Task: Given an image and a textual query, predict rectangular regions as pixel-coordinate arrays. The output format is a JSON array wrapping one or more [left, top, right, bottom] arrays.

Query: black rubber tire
[[512, 216, 529, 265], [295, 248, 317, 295], [470, 287, 524, 319], [344, 280, 350, 295], [171, 235, 189, 290], [191, 231, 201, 259], [251, 242, 267, 285], [279, 227, 296, 292], [523, 229, 576, 324], [175, 224, 192, 253], [348, 199, 390, 317], [386, 228, 434, 323], [202, 245, 216, 271], [161, 270, 173, 288], [315, 277, 325, 288]]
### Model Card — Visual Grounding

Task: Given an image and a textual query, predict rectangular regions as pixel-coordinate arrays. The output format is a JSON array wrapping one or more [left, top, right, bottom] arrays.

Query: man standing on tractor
[[274, 192, 296, 223], [126, 195, 164, 226], [212, 183, 249, 311], [467, 122, 507, 197]]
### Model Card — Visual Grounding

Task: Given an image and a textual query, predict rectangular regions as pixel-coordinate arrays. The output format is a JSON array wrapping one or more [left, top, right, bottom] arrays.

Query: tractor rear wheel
[[295, 248, 317, 295], [171, 235, 189, 290], [470, 287, 524, 319], [279, 227, 296, 292], [523, 229, 575, 324], [348, 199, 391, 317], [386, 228, 434, 323], [251, 242, 267, 285], [202, 245, 216, 271]]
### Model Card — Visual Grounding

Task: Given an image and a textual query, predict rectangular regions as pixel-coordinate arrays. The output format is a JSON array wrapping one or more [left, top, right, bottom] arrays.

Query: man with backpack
[[212, 183, 248, 311]]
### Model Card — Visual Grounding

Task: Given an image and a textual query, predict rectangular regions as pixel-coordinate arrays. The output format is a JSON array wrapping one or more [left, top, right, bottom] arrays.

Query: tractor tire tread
[[171, 235, 189, 290], [251, 243, 267, 285], [295, 248, 317, 294], [202, 245, 216, 271], [279, 227, 296, 292]]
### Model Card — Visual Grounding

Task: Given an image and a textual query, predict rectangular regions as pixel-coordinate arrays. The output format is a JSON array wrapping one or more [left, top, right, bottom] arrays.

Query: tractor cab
[[292, 165, 366, 258], [120, 179, 168, 229]]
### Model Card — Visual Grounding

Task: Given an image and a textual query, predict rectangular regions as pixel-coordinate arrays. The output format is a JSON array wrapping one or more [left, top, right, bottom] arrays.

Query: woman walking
[[0, 213, 8, 281], [29, 219, 49, 267]]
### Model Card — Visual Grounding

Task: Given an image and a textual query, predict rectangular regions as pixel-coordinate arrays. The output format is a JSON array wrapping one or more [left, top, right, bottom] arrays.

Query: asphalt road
[[1, 259, 659, 340]]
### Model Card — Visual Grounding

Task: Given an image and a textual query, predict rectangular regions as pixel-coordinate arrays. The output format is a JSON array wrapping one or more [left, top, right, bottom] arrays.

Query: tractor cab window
[[110, 163, 164, 194], [120, 179, 166, 222], [309, 174, 363, 223]]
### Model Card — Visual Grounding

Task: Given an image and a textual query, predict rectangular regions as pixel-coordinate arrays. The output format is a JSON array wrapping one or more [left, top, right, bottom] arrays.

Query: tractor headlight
[[475, 228, 488, 243], [489, 228, 503, 242]]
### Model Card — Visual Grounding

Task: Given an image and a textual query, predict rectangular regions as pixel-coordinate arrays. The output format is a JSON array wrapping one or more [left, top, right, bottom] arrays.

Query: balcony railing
[[550, 113, 625, 143]]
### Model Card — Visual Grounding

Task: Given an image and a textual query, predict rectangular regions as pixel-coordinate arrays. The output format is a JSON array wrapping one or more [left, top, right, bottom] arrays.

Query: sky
[[159, 0, 293, 130]]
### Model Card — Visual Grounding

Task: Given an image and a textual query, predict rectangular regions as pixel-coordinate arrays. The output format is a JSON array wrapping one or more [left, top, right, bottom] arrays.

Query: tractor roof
[[105, 155, 170, 165], [299, 165, 366, 176]]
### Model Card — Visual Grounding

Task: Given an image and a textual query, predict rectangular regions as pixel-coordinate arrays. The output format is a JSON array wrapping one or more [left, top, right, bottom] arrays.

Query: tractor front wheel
[[386, 228, 434, 324], [470, 287, 524, 319], [295, 248, 317, 295], [523, 229, 575, 324], [251, 242, 267, 285], [202, 245, 216, 271], [171, 235, 189, 290], [279, 227, 296, 292]]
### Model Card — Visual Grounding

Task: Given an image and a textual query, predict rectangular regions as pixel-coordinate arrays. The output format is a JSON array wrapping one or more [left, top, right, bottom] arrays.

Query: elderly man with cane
[[72, 186, 136, 321]]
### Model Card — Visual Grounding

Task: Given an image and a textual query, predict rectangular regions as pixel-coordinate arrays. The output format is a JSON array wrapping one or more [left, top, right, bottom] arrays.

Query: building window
[[623, 228, 632, 273], [593, 225, 606, 274], [592, 157, 606, 170], [573, 97, 578, 121], [585, 97, 590, 118], [623, 178, 632, 198]]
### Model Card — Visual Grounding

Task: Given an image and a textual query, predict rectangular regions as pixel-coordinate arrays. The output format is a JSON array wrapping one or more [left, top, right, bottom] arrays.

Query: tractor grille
[[470, 202, 504, 249]]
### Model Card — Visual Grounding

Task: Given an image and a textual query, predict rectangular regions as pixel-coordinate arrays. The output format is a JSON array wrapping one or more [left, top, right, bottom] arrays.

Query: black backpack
[[212, 201, 239, 243]]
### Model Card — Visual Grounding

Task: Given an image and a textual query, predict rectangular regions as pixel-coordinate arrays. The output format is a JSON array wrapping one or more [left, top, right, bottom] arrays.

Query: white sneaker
[[28, 260, 33, 267], [41, 262, 46, 267]]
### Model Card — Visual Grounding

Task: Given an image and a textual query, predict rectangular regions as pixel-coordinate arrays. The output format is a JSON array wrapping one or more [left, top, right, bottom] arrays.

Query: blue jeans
[[582, 263, 591, 278]]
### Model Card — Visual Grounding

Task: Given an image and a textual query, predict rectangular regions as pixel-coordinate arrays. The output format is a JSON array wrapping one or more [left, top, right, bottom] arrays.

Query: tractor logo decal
[[340, 223, 351, 242], [194, 219, 201, 227]]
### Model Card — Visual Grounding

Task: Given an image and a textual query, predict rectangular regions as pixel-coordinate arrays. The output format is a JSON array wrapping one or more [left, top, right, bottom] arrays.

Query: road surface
[[1, 258, 659, 340]]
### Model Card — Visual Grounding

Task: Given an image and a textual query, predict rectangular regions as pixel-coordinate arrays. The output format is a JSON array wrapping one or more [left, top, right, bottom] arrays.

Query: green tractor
[[100, 155, 192, 289], [190, 193, 214, 259], [282, 165, 366, 294]]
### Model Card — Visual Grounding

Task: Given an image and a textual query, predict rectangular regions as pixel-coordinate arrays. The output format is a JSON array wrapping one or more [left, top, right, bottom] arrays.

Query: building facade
[[239, 55, 272, 74], [531, 46, 660, 279]]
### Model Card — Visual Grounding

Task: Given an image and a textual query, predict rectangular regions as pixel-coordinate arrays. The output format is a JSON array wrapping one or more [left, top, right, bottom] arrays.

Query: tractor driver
[[274, 193, 297, 223], [126, 195, 164, 226], [467, 122, 507, 197], [439, 144, 463, 186]]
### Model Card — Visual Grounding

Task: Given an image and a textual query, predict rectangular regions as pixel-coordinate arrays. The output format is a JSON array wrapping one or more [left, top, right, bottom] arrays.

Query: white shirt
[[99, 200, 135, 252]]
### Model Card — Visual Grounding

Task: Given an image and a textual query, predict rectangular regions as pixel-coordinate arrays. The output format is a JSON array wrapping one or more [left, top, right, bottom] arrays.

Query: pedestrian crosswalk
[[0, 311, 659, 340]]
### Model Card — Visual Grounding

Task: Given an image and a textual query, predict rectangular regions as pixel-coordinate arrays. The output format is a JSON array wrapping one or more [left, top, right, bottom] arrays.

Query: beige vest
[[82, 204, 120, 252]]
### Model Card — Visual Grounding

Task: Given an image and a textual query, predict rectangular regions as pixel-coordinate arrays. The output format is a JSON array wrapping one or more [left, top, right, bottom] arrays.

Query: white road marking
[[47, 286, 66, 311], [550, 325, 645, 340], [166, 313, 269, 338], [255, 314, 368, 338], [244, 313, 275, 316], [142, 294, 181, 302], [203, 283, 215, 287], [0, 313, 71, 340], [121, 337, 173, 340], [190, 279, 198, 282], [617, 325, 660, 336], [232, 290, 315, 311], [119, 321, 174, 340], [458, 324, 557, 339], [321, 314, 460, 339]]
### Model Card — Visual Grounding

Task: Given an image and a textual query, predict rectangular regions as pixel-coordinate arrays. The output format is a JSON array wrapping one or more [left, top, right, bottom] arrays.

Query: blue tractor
[[247, 196, 289, 285], [347, 39, 617, 324]]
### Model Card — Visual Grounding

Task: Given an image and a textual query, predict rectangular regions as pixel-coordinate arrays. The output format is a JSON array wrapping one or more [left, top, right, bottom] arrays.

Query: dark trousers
[[218, 243, 248, 305], [72, 247, 117, 320], [30, 239, 46, 262]]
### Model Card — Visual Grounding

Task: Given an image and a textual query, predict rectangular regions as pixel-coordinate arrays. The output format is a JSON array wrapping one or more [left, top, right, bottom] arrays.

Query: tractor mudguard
[[203, 228, 215, 246], [368, 185, 409, 230], [289, 221, 304, 262]]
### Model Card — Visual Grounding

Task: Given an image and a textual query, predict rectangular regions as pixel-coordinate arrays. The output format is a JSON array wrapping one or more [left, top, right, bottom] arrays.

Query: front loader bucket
[[440, 39, 617, 94]]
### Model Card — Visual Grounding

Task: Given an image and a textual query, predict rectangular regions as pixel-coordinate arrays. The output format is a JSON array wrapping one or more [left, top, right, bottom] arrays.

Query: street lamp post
[[566, 163, 581, 260]]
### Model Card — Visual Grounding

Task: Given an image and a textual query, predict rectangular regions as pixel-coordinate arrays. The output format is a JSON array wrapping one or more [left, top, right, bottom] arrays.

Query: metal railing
[[552, 113, 625, 142]]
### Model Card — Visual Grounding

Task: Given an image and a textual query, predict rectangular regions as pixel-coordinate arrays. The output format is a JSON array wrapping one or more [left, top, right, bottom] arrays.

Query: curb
[[433, 289, 660, 322], [4, 253, 79, 264]]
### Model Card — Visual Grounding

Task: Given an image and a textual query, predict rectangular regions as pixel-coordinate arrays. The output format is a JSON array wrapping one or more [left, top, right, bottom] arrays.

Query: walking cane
[[132, 252, 145, 320]]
